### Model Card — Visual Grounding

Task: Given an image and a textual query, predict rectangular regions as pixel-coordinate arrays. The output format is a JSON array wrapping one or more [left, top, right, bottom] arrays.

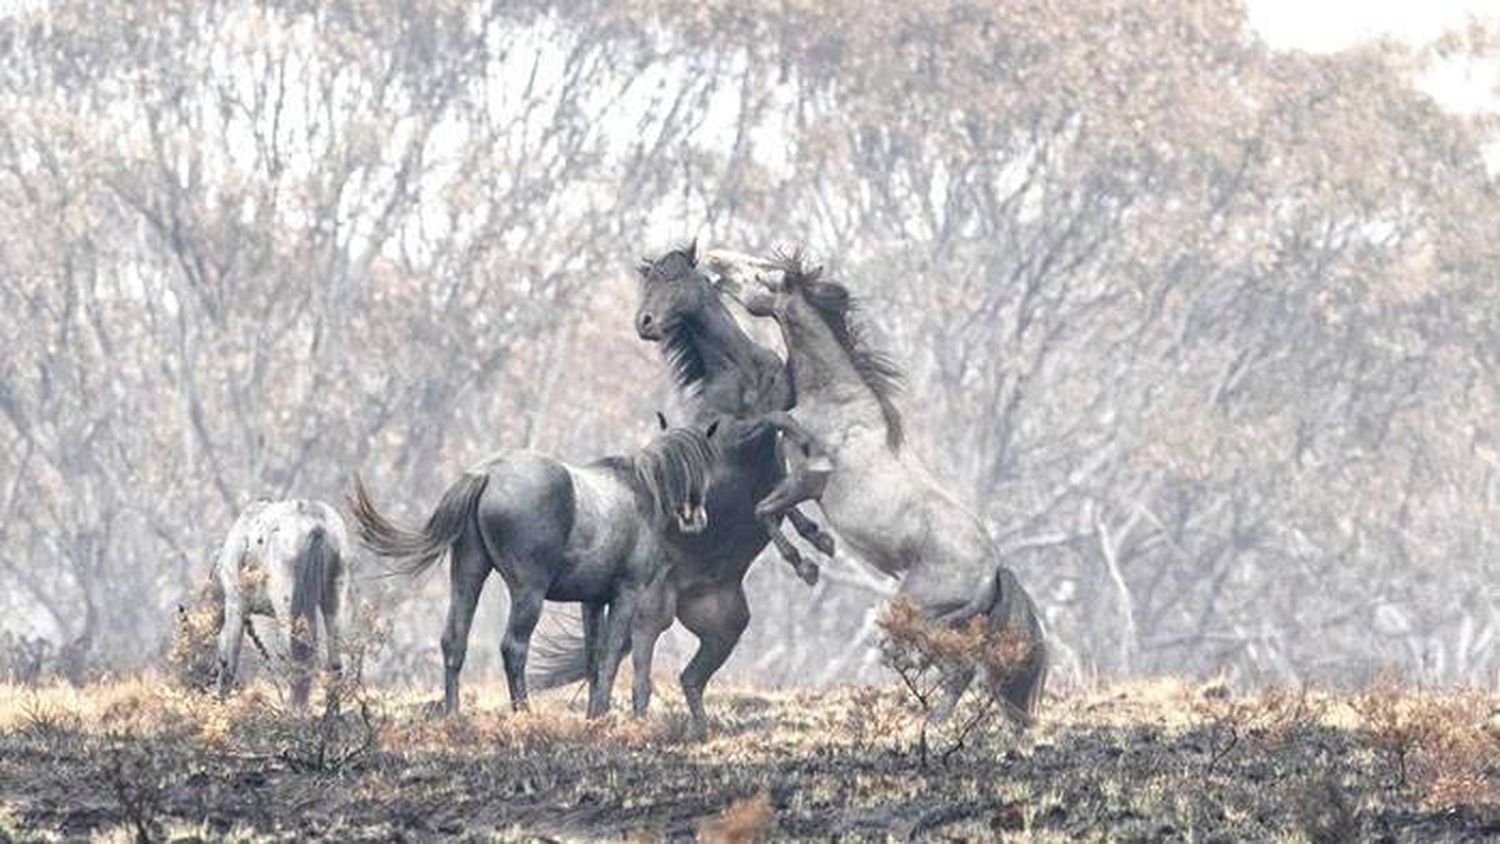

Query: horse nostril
[[641, 314, 653, 328]]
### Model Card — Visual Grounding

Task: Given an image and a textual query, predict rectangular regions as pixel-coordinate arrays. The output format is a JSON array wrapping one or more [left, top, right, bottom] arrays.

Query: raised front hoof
[[795, 561, 821, 586], [809, 532, 836, 557]]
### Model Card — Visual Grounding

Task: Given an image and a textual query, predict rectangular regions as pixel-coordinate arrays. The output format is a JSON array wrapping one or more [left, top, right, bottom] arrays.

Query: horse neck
[[686, 298, 785, 417], [779, 295, 868, 405]]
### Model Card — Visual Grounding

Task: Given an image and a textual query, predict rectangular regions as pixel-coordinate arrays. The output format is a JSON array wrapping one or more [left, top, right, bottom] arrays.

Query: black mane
[[773, 249, 906, 450], [660, 320, 707, 393]]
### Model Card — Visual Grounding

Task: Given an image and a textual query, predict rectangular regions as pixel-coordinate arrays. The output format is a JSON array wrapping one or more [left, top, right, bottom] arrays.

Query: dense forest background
[[2, 0, 1498, 691]]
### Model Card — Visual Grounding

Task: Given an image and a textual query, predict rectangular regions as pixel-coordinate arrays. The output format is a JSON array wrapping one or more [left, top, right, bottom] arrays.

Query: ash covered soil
[[0, 678, 1496, 841]]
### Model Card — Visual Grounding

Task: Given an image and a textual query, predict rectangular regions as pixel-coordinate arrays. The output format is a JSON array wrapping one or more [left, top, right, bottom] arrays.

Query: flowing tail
[[933, 561, 1049, 724], [987, 566, 1049, 724], [528, 614, 594, 691], [349, 473, 488, 577], [289, 526, 332, 675]]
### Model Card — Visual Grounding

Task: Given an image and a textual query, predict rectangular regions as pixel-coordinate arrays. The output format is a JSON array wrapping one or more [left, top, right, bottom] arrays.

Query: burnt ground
[[0, 678, 1496, 841]]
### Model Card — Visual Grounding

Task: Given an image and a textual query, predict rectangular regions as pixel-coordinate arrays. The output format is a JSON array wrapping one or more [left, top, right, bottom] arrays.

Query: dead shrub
[[698, 792, 774, 843], [97, 736, 171, 844], [1354, 676, 1499, 813], [167, 583, 224, 692], [878, 600, 1035, 765], [1193, 683, 1327, 773]]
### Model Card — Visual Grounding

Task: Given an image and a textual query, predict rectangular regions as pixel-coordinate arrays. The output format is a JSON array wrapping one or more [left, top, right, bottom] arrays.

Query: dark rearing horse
[[531, 242, 832, 737]]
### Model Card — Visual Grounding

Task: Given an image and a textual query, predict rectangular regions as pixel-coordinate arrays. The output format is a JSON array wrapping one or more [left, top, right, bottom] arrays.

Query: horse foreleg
[[677, 585, 750, 740], [763, 515, 820, 586], [756, 472, 824, 586], [630, 572, 676, 718], [217, 597, 246, 699], [439, 539, 489, 717], [588, 588, 641, 719], [786, 506, 835, 557], [501, 587, 546, 712]]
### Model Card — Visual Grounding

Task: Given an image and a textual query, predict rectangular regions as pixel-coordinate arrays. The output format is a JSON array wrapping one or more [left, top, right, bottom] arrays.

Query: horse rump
[[349, 472, 488, 577]]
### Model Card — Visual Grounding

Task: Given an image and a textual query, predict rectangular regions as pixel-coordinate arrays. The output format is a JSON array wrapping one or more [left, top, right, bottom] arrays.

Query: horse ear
[[656, 411, 669, 431], [705, 420, 720, 439], [687, 238, 698, 264]]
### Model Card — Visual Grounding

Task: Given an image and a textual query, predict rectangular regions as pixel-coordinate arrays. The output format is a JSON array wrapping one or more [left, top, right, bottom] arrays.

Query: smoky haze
[[1, 1, 1497, 691]]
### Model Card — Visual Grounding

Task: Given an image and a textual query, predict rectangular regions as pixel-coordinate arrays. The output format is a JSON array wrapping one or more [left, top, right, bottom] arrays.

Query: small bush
[[1355, 676, 1499, 813], [878, 600, 1035, 764], [167, 584, 223, 692]]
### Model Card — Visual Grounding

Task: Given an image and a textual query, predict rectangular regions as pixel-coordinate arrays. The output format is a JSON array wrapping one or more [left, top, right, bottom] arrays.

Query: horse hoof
[[811, 533, 836, 557], [797, 563, 820, 586]]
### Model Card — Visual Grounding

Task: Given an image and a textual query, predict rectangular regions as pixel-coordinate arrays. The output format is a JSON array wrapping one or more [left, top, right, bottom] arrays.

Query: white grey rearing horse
[[705, 248, 1049, 722], [214, 499, 353, 708]]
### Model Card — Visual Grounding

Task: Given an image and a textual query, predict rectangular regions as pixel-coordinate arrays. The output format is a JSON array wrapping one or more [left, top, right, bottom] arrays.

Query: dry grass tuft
[[167, 583, 223, 692], [698, 792, 774, 843], [2, 674, 1496, 840], [1354, 674, 1499, 814]]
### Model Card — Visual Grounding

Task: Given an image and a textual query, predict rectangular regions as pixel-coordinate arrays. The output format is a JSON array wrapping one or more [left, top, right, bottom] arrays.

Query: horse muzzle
[[676, 506, 709, 535], [636, 311, 664, 341]]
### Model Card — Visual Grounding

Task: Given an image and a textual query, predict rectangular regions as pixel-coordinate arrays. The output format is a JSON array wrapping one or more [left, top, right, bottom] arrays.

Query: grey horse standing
[[706, 248, 1048, 723], [214, 499, 352, 708], [350, 420, 717, 718], [530, 242, 834, 737]]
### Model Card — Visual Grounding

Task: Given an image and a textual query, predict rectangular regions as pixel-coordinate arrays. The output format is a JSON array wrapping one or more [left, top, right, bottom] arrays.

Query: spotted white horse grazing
[[213, 499, 352, 707]]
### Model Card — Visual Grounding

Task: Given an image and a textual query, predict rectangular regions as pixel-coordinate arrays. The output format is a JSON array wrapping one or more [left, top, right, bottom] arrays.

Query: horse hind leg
[[500, 585, 547, 712], [320, 561, 348, 688], [439, 533, 490, 717], [676, 585, 750, 740], [587, 587, 643, 719]]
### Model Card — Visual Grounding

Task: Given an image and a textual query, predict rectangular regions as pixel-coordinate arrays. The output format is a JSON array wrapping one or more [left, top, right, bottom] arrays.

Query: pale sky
[[1251, 0, 1500, 114], [1248, 0, 1497, 52]]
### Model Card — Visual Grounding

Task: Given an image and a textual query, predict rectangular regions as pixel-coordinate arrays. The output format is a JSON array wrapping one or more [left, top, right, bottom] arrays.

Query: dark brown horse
[[531, 242, 833, 737]]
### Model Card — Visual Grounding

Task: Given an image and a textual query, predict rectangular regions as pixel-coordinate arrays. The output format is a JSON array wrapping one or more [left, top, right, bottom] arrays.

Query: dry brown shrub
[[1354, 675, 1499, 813], [1192, 683, 1327, 772], [698, 792, 774, 843], [167, 583, 223, 692], [877, 600, 1035, 764]]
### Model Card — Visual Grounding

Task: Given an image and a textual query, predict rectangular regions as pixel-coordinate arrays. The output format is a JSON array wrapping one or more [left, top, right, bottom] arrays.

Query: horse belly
[[548, 470, 640, 601], [819, 451, 915, 576]]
